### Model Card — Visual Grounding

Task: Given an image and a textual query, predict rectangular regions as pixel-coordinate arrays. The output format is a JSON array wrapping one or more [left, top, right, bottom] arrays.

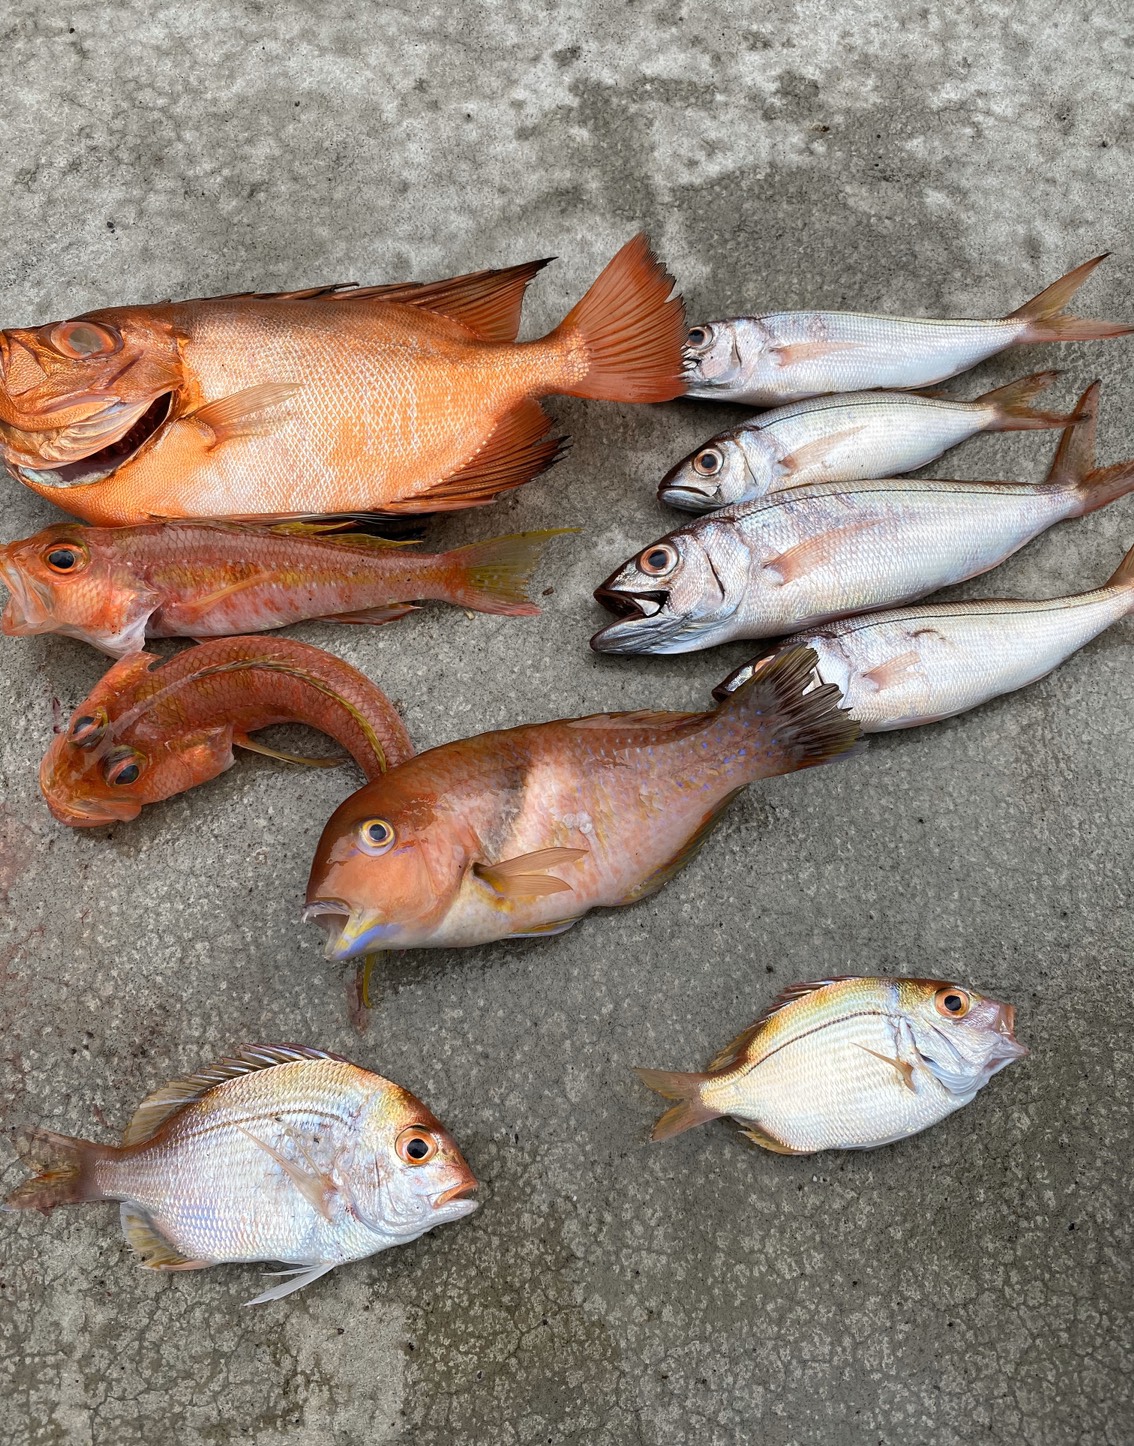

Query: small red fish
[[39, 636, 413, 826], [0, 520, 570, 656]]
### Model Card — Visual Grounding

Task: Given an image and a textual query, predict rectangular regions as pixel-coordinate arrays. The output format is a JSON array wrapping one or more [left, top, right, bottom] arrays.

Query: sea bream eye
[[396, 1127, 438, 1164], [639, 543, 678, 577], [47, 320, 121, 359], [692, 447, 723, 477], [934, 987, 971, 1018], [358, 818, 396, 854]]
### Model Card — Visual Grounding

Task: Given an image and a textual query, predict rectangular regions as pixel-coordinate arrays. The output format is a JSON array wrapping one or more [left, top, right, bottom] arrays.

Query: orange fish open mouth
[[11, 391, 174, 489]]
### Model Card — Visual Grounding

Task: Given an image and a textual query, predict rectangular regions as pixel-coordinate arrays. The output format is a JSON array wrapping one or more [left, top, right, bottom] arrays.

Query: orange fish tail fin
[[1104, 542, 1134, 593], [5, 1127, 114, 1212], [716, 644, 861, 774], [441, 528, 577, 615], [977, 371, 1080, 431], [548, 233, 686, 403], [1006, 255, 1134, 342], [635, 1068, 721, 1142]]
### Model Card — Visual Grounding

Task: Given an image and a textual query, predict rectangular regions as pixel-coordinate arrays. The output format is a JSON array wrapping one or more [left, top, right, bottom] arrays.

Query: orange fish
[[0, 520, 571, 656], [39, 635, 413, 827], [0, 235, 685, 525], [304, 645, 860, 956]]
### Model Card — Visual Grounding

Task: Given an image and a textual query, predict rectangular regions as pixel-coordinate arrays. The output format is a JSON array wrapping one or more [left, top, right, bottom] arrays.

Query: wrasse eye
[[102, 749, 144, 787], [639, 543, 678, 577], [358, 818, 396, 855], [44, 541, 89, 573], [692, 447, 723, 477], [934, 987, 971, 1018], [687, 325, 712, 349], [396, 1127, 438, 1165], [47, 320, 121, 359], [70, 709, 108, 749]]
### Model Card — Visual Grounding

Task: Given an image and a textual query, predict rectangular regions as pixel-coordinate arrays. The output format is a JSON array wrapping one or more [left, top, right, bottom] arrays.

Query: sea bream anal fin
[[737, 1122, 808, 1155], [120, 1203, 211, 1271]]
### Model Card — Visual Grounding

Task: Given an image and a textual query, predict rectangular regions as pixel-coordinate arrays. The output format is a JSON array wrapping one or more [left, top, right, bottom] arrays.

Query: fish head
[[901, 979, 1027, 1098], [352, 1085, 479, 1242], [38, 655, 233, 827], [658, 427, 773, 512], [682, 318, 770, 398], [0, 307, 181, 483], [591, 522, 748, 655], [0, 524, 155, 655], [306, 771, 470, 956]]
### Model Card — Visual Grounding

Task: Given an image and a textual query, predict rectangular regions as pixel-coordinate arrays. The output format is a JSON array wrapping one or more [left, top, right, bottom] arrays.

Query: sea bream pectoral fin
[[236, 1125, 339, 1221]]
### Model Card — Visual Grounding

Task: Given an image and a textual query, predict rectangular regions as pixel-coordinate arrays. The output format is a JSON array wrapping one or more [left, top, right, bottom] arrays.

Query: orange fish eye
[[102, 748, 145, 787], [47, 320, 121, 359], [358, 818, 396, 855], [639, 543, 678, 577], [396, 1126, 438, 1165], [692, 447, 723, 477], [70, 708, 108, 749], [934, 986, 971, 1019], [44, 540, 89, 574]]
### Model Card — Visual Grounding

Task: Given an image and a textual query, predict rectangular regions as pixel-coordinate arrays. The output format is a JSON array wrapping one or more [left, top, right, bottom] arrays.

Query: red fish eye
[[693, 448, 723, 477], [70, 709, 108, 748], [358, 818, 396, 855], [639, 544, 677, 577], [47, 320, 121, 359], [45, 541, 89, 573], [934, 987, 971, 1018], [103, 750, 144, 786], [396, 1127, 438, 1165]]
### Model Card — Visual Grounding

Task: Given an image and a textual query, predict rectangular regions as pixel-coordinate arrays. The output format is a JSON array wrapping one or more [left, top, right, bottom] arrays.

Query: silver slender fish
[[683, 256, 1132, 406], [659, 371, 1078, 513], [712, 544, 1134, 731], [637, 976, 1026, 1153], [3, 1044, 478, 1304], [592, 384, 1134, 656]]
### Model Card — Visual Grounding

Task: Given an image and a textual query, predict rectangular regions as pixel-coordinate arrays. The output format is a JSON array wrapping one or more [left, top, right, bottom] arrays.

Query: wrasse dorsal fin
[[120, 1044, 347, 1147], [187, 382, 301, 448], [474, 846, 588, 899], [120, 1203, 210, 1271], [617, 786, 745, 906], [706, 979, 854, 1072]]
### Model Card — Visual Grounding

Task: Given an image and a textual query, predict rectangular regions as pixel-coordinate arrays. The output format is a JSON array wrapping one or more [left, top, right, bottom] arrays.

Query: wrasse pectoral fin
[[473, 845, 588, 899], [384, 399, 565, 513], [855, 1045, 918, 1094], [738, 1123, 808, 1155], [236, 1125, 338, 1221], [770, 340, 859, 368], [244, 1262, 336, 1307], [860, 650, 922, 692], [763, 522, 879, 585], [233, 732, 343, 768], [120, 1203, 211, 1271], [617, 786, 745, 905], [779, 424, 870, 476], [188, 382, 301, 449]]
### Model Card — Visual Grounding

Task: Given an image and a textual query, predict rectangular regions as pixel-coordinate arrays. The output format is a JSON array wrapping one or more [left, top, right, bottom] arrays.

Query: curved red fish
[[40, 636, 413, 827], [0, 235, 685, 524]]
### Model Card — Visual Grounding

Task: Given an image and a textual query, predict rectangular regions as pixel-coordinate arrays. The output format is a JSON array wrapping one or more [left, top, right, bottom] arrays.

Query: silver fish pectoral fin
[[236, 1125, 340, 1221], [244, 1262, 336, 1307]]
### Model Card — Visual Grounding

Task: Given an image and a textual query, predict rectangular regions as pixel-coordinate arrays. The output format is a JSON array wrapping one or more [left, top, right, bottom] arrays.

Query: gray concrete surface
[[0, 3, 1131, 1443]]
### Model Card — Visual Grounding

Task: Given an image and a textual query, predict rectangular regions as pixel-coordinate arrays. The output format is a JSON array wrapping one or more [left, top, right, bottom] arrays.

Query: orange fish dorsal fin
[[384, 399, 566, 513], [473, 846, 588, 899], [120, 1203, 210, 1271], [120, 1044, 346, 1147], [617, 786, 746, 906], [706, 979, 851, 1072], [360, 258, 554, 341]]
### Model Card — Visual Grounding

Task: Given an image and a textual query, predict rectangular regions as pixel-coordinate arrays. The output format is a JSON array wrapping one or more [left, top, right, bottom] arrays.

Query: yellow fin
[[474, 846, 588, 899], [233, 732, 343, 768], [707, 979, 851, 1071], [189, 382, 301, 448], [856, 1044, 917, 1093], [236, 1126, 337, 1220], [618, 786, 745, 906], [510, 916, 584, 938], [121, 1045, 345, 1147], [120, 1203, 211, 1271], [738, 1123, 808, 1155]]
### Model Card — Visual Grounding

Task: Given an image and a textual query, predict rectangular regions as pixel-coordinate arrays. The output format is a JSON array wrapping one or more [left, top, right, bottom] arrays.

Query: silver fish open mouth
[[10, 391, 174, 489]]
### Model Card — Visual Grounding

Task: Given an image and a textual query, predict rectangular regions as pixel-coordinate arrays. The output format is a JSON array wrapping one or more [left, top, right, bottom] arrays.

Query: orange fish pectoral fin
[[473, 845, 589, 899], [236, 1126, 338, 1221], [233, 732, 343, 769], [737, 1122, 809, 1155], [120, 1204, 212, 1271], [855, 1045, 918, 1093], [186, 382, 301, 449], [617, 786, 745, 906]]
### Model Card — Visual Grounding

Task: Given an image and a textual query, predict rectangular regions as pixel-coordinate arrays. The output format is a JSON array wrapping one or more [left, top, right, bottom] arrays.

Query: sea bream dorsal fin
[[120, 1044, 347, 1147], [706, 979, 851, 1072]]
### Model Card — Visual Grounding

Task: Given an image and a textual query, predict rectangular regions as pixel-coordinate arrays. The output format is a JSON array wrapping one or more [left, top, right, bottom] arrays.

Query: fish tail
[[439, 529, 577, 616], [4, 1128, 114, 1212], [1073, 460, 1134, 517], [635, 1068, 722, 1141], [977, 371, 1081, 431], [1044, 380, 1134, 516], [715, 643, 861, 774], [1104, 542, 1134, 593], [1006, 255, 1134, 342], [547, 233, 686, 403]]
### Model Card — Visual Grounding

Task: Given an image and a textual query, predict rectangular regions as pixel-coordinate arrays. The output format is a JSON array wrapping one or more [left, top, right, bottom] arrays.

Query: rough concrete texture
[[0, 2, 1131, 1443]]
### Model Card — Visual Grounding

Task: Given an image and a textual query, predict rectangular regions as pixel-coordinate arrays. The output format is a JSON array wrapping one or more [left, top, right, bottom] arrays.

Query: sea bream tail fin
[[548, 233, 687, 403], [1045, 381, 1134, 517], [1103, 542, 1134, 594], [977, 371, 1081, 431], [440, 528, 578, 616], [1006, 255, 1134, 342], [3, 1128, 115, 1211], [714, 644, 861, 775], [635, 1068, 721, 1142]]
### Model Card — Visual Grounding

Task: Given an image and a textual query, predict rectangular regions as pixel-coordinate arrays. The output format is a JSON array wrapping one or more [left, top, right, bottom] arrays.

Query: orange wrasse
[[0, 520, 571, 657], [0, 235, 685, 525], [39, 635, 413, 827], [305, 645, 860, 956], [4, 1044, 477, 1305]]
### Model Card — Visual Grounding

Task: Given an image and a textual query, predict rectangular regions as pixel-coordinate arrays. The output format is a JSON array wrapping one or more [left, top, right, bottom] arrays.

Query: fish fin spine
[[4, 1128, 115, 1211], [244, 1262, 336, 1306], [1104, 542, 1134, 591], [634, 1068, 722, 1141], [350, 259, 552, 341], [548, 233, 686, 403], [440, 529, 577, 615], [1006, 255, 1133, 341], [120, 1203, 211, 1270], [233, 733, 344, 768], [977, 370, 1080, 431], [714, 644, 861, 772]]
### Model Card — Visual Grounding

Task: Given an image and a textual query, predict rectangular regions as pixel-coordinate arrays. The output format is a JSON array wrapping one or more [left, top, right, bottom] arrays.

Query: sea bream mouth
[[9, 391, 174, 489]]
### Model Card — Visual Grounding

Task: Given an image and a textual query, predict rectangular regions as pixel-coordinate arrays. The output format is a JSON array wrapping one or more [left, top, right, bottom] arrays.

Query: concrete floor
[[1, 2, 1132, 1443]]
